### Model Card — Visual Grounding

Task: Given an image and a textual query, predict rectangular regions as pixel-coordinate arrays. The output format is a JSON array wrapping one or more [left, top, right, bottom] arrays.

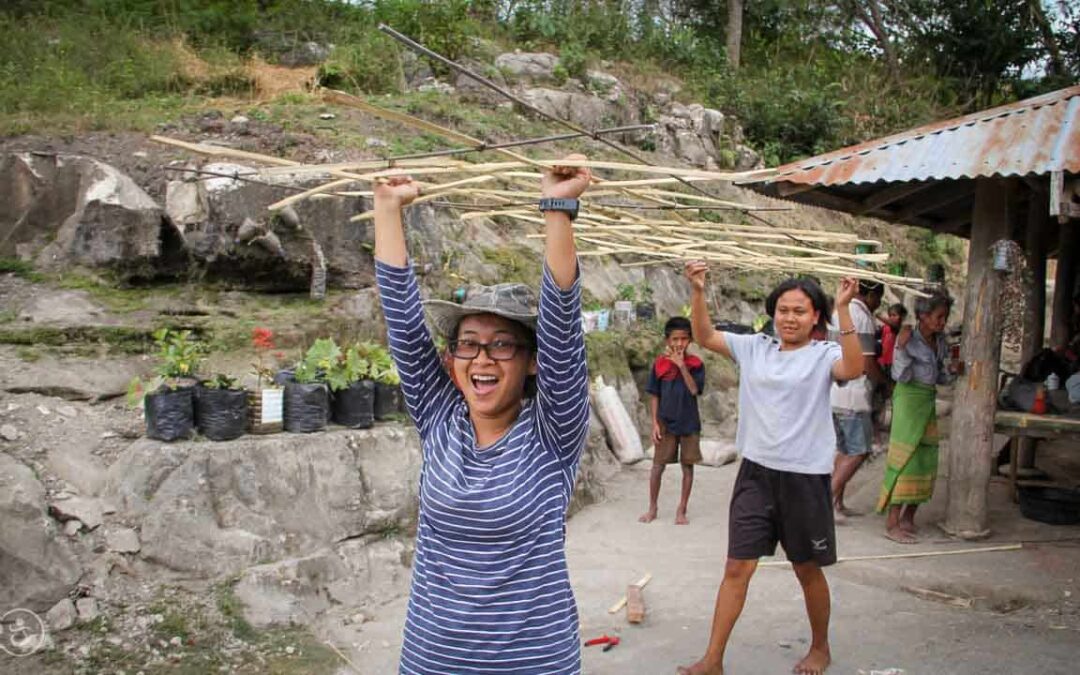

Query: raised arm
[[372, 177, 457, 439], [832, 277, 866, 381], [535, 156, 592, 464], [541, 153, 591, 289], [685, 260, 732, 360]]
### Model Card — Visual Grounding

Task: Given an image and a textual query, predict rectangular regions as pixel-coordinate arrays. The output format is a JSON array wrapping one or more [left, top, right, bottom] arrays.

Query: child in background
[[879, 303, 908, 372], [639, 317, 705, 525]]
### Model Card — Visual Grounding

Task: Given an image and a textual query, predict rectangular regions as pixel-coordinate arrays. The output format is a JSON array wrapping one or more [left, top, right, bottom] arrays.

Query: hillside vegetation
[[3, 1, 1077, 165]]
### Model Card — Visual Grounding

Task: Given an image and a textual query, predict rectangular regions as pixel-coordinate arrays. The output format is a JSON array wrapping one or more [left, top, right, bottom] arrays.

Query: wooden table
[[994, 410, 1080, 499]]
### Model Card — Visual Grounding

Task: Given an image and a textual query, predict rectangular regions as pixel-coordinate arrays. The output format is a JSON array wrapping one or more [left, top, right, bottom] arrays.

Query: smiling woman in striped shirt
[[372, 156, 592, 674]]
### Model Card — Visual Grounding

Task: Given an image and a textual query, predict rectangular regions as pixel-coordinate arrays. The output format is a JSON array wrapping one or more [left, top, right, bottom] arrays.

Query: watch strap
[[538, 198, 579, 220]]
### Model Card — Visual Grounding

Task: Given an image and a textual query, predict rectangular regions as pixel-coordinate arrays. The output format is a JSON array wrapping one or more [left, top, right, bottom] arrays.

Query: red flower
[[252, 327, 275, 351]]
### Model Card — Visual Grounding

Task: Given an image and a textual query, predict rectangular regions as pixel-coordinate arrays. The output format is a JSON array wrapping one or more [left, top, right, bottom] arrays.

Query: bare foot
[[675, 511, 689, 525], [676, 659, 722, 674], [793, 646, 831, 674], [639, 508, 658, 523], [899, 521, 919, 535], [884, 527, 918, 544]]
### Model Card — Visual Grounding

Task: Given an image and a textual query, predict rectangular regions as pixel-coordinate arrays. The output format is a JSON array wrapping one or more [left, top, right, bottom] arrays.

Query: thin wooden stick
[[757, 544, 1023, 567], [323, 641, 362, 674]]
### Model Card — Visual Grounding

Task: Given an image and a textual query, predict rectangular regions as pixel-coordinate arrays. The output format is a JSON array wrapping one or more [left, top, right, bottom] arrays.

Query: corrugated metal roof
[[766, 84, 1080, 186]]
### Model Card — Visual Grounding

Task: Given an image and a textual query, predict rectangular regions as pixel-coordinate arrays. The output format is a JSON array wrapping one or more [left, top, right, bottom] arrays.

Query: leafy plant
[[250, 327, 285, 389], [293, 338, 340, 384], [153, 329, 205, 379], [361, 342, 400, 386], [616, 283, 636, 302], [325, 343, 371, 392], [637, 282, 654, 304], [202, 373, 242, 390]]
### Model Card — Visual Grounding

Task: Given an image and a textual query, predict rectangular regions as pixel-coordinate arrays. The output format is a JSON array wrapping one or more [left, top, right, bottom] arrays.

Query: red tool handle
[[584, 634, 614, 647]]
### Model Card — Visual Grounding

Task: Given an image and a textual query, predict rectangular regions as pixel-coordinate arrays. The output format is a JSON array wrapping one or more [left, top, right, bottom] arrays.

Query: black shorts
[[728, 459, 837, 566]]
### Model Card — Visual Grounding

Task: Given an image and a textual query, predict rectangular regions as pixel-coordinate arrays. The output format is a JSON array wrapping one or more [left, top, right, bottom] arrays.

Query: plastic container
[[1018, 486, 1080, 525]]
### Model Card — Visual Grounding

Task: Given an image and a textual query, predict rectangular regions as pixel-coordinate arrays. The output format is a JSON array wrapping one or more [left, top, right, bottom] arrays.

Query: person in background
[[829, 281, 887, 522], [878, 294, 958, 544], [878, 303, 908, 373], [678, 265, 864, 675], [639, 316, 705, 525]]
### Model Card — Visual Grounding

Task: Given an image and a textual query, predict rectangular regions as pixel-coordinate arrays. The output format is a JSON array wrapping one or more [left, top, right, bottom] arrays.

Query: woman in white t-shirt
[[678, 262, 864, 675]]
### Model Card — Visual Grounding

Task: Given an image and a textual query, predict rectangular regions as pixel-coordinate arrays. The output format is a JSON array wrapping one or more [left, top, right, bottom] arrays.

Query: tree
[[727, 0, 743, 69], [844, 0, 900, 81]]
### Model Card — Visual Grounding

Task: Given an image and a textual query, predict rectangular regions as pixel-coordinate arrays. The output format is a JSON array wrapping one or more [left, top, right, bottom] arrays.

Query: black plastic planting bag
[[332, 380, 375, 428], [284, 382, 329, 433], [195, 387, 248, 441], [145, 387, 195, 442], [375, 382, 405, 420]]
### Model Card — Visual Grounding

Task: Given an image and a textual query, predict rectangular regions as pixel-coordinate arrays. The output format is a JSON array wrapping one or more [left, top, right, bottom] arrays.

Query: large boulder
[[655, 103, 726, 168], [519, 88, 615, 131], [0, 452, 83, 612], [495, 52, 560, 82], [164, 161, 373, 290], [0, 152, 173, 276], [104, 426, 422, 578]]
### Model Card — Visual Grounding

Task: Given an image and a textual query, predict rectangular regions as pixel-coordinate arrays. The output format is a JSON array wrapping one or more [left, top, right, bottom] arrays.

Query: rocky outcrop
[[104, 426, 422, 578], [0, 153, 174, 276], [165, 161, 372, 290], [0, 452, 83, 612]]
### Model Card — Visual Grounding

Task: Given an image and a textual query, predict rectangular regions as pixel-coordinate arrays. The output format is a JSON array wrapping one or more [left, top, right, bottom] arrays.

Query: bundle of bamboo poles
[[151, 88, 928, 294]]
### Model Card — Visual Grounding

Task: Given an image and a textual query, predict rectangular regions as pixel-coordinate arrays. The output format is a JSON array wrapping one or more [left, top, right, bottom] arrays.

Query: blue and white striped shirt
[[375, 259, 590, 674]]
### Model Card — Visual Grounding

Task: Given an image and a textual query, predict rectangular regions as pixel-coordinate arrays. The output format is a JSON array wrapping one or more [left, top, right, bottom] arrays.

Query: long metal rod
[[377, 24, 827, 254], [385, 124, 656, 163]]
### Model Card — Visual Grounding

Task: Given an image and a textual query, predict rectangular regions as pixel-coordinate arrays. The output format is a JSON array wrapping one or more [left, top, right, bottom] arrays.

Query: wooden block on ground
[[626, 584, 645, 624]]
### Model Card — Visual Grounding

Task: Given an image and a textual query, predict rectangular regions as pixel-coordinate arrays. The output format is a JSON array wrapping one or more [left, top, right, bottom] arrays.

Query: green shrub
[[318, 33, 403, 95]]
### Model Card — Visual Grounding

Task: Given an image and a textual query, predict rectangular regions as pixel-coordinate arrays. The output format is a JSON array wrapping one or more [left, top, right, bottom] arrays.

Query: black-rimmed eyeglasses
[[449, 339, 524, 361]]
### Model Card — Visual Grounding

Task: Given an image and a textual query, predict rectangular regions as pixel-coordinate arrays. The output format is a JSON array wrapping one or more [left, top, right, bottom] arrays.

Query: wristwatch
[[538, 198, 579, 221]]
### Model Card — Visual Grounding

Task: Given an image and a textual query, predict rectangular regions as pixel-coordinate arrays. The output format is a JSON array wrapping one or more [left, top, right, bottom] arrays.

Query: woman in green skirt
[[877, 294, 958, 543]]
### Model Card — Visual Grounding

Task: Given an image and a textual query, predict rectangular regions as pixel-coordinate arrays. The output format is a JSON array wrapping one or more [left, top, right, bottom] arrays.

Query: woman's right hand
[[685, 260, 708, 291], [373, 175, 421, 209]]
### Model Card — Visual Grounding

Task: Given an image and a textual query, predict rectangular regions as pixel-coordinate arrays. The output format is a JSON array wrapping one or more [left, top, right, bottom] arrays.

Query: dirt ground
[[334, 448, 1080, 675]]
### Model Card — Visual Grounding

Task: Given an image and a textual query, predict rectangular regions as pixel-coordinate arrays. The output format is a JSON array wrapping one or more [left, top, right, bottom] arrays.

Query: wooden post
[[1049, 222, 1079, 348], [943, 178, 1014, 539], [1018, 198, 1049, 469]]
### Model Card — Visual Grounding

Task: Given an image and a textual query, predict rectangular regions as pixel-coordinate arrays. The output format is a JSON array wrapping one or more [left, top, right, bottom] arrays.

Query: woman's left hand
[[836, 277, 858, 307], [541, 154, 592, 199]]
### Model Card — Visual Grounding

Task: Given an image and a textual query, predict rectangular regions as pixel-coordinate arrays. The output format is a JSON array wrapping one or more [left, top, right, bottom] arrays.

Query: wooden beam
[[800, 189, 939, 230], [1019, 199, 1050, 470], [1049, 223, 1079, 347], [856, 181, 933, 215], [776, 181, 819, 197], [943, 177, 1016, 540], [895, 184, 974, 221]]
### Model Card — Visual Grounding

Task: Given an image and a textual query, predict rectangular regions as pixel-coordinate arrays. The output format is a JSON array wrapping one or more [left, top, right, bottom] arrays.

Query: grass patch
[[215, 582, 257, 642], [479, 246, 542, 286], [0, 257, 44, 281], [0, 325, 156, 353], [15, 346, 41, 362]]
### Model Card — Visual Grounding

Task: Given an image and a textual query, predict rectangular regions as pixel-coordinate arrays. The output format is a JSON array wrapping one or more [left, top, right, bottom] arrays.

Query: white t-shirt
[[829, 298, 876, 412], [725, 332, 843, 475]]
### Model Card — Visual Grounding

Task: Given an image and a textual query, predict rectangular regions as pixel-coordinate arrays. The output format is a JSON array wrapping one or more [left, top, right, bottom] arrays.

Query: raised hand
[[374, 175, 421, 209], [685, 260, 708, 292], [668, 344, 685, 368], [896, 324, 913, 349], [836, 276, 858, 307], [541, 153, 592, 199]]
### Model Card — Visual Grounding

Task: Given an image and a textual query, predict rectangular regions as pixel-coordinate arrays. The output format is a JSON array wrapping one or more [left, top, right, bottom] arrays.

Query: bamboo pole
[[757, 544, 1022, 567]]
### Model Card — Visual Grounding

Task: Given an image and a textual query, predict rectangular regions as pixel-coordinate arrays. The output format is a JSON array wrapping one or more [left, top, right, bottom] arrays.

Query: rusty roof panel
[[767, 85, 1080, 186]]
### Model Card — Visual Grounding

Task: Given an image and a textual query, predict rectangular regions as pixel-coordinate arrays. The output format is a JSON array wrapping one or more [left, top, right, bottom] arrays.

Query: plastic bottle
[[1031, 385, 1047, 415], [1046, 372, 1060, 391]]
